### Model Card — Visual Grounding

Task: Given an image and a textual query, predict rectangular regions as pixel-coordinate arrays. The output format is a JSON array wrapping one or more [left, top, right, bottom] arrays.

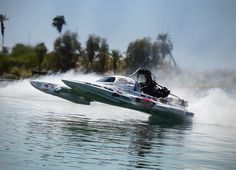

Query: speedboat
[[30, 73, 194, 121]]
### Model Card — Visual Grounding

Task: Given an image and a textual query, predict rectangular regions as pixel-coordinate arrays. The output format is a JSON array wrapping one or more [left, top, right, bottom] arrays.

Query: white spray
[[153, 68, 236, 126], [0, 69, 235, 126]]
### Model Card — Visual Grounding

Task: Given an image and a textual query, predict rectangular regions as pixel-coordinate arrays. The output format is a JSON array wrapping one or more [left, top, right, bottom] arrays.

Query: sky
[[1, 0, 236, 70]]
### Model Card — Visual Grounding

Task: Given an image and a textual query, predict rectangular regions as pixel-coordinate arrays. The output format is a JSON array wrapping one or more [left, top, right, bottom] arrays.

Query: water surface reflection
[[24, 111, 192, 169]]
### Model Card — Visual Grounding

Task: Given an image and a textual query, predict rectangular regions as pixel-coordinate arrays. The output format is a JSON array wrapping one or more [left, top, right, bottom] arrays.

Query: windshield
[[137, 74, 146, 83], [96, 76, 115, 82]]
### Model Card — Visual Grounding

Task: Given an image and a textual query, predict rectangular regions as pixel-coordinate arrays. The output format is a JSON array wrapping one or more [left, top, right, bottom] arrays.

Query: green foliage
[[0, 12, 177, 78], [35, 43, 47, 69], [53, 31, 81, 72], [125, 34, 176, 73], [95, 39, 109, 74], [126, 37, 154, 72], [0, 44, 38, 78], [85, 34, 101, 70], [41, 52, 58, 72], [0, 27, 176, 79], [0, 53, 10, 74], [11, 44, 38, 68], [111, 49, 123, 74], [8, 67, 29, 78], [83, 34, 111, 73]]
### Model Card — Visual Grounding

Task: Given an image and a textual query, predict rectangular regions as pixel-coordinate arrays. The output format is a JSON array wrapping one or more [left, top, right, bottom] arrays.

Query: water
[[0, 72, 236, 170]]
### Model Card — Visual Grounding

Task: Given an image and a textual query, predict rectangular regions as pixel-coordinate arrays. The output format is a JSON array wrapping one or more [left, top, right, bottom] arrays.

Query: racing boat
[[30, 71, 194, 121]]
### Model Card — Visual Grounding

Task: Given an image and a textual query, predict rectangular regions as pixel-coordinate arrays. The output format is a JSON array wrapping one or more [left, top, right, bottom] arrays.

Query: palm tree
[[157, 33, 177, 67], [52, 15, 66, 35], [0, 14, 9, 51]]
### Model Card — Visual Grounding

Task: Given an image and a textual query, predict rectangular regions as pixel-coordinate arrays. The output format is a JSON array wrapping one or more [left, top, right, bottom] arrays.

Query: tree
[[52, 15, 66, 35], [96, 38, 109, 74], [35, 43, 47, 70], [0, 14, 9, 51], [53, 31, 81, 72], [126, 37, 153, 72], [111, 49, 122, 74], [11, 43, 37, 69], [85, 34, 101, 69], [157, 33, 177, 67]]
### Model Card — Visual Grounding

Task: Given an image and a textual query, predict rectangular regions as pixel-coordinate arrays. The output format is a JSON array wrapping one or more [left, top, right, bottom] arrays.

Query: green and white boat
[[30, 74, 194, 121]]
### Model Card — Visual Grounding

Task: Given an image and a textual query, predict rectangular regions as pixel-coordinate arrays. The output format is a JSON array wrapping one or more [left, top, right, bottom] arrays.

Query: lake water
[[0, 73, 236, 170]]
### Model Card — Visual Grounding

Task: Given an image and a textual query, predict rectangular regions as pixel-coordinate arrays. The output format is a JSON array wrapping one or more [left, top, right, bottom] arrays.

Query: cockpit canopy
[[96, 76, 135, 85], [96, 76, 116, 83]]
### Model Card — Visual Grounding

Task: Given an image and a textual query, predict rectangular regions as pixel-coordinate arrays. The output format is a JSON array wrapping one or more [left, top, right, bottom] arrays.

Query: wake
[[0, 70, 236, 126]]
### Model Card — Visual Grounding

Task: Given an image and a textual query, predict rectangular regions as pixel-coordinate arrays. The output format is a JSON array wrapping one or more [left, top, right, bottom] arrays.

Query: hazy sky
[[1, 0, 236, 70]]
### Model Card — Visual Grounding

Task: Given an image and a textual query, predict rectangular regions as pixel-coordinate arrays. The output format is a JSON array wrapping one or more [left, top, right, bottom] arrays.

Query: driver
[[137, 69, 170, 98], [137, 69, 156, 95]]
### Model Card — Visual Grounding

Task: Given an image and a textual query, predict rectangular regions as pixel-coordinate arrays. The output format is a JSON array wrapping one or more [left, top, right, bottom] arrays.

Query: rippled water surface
[[0, 79, 236, 170]]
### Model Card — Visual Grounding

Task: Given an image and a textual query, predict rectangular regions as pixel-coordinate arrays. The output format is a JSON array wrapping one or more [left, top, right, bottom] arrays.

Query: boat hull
[[62, 80, 194, 121], [30, 81, 91, 105]]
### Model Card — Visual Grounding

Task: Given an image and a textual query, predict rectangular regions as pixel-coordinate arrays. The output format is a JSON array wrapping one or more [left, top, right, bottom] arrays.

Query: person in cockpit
[[136, 69, 170, 98]]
